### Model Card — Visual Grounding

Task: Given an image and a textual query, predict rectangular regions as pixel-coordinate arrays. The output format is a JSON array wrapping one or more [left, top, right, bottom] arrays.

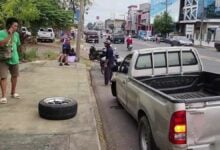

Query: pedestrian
[[104, 40, 114, 86], [0, 17, 21, 104], [59, 37, 71, 66]]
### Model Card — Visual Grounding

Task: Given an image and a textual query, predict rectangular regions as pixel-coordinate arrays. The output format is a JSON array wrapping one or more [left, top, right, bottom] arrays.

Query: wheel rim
[[44, 97, 71, 105], [140, 123, 149, 150]]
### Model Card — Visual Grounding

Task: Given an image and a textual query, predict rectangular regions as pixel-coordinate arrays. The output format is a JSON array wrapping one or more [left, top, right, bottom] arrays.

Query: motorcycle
[[89, 42, 106, 61], [100, 48, 122, 75], [127, 44, 133, 51]]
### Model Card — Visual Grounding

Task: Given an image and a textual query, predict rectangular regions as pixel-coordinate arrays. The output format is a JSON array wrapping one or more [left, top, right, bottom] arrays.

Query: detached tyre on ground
[[138, 116, 157, 150], [38, 97, 78, 120]]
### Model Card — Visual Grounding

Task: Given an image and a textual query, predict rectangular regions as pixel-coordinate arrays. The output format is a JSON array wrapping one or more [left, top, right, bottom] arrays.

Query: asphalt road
[[89, 37, 220, 150]]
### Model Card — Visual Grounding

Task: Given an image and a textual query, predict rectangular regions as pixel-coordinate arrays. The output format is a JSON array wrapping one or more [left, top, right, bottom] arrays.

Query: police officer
[[104, 40, 114, 85]]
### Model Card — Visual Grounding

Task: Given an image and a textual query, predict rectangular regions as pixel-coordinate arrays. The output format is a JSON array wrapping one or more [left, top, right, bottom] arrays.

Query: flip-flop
[[11, 93, 20, 99], [0, 97, 7, 104]]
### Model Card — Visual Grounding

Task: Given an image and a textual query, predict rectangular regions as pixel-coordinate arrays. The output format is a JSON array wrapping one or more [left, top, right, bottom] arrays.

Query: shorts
[[62, 48, 70, 55], [0, 62, 19, 79]]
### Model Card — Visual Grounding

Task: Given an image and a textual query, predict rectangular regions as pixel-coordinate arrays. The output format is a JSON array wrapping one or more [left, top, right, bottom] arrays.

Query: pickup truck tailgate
[[187, 100, 220, 149]]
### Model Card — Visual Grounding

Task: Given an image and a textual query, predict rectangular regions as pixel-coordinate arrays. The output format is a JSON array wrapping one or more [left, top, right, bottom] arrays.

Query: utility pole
[[76, 0, 85, 62], [199, 0, 205, 46]]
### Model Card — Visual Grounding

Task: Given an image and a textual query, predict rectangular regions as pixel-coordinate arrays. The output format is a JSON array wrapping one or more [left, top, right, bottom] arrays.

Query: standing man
[[104, 40, 114, 86], [0, 17, 20, 104]]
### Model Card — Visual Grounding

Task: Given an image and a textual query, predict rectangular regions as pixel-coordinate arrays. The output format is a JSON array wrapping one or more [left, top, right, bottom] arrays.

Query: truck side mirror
[[122, 65, 128, 74]]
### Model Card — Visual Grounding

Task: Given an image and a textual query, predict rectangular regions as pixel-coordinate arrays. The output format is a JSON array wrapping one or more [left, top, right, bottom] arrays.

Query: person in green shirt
[[0, 17, 20, 104]]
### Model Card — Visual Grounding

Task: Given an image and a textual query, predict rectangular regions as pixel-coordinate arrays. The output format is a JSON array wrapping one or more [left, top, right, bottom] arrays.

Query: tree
[[109, 24, 114, 32], [153, 12, 174, 36], [2, 0, 40, 25]]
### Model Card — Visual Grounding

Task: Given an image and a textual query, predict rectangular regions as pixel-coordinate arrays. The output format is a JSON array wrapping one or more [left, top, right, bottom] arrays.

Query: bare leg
[[0, 78, 7, 98], [11, 77, 17, 95]]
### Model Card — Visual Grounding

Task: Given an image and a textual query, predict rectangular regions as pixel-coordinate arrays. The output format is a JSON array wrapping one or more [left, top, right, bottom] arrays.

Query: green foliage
[[2, 0, 39, 25], [42, 51, 58, 60], [25, 48, 39, 61], [1, 0, 74, 30], [30, 0, 73, 30], [153, 12, 174, 36]]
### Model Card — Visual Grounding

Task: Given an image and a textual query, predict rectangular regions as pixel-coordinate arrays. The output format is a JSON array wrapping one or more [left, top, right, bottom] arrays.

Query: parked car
[[37, 28, 55, 43], [131, 34, 138, 38], [85, 31, 99, 43], [164, 37, 173, 44], [215, 28, 220, 51], [111, 46, 220, 150], [111, 34, 125, 44], [145, 35, 156, 41], [21, 27, 31, 36], [171, 36, 193, 46]]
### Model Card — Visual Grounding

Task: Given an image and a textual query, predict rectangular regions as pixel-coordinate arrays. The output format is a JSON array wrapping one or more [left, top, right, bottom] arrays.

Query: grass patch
[[80, 56, 92, 68], [24, 48, 39, 61], [42, 51, 59, 60]]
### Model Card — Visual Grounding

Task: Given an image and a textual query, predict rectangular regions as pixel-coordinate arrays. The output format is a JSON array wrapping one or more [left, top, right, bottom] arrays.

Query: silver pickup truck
[[111, 47, 220, 150]]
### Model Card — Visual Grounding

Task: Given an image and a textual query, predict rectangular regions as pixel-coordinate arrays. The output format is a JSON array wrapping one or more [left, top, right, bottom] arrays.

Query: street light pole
[[199, 0, 205, 46], [76, 0, 85, 62]]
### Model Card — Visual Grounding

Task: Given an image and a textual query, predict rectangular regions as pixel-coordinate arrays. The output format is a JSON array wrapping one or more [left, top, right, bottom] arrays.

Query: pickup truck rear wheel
[[138, 116, 157, 150]]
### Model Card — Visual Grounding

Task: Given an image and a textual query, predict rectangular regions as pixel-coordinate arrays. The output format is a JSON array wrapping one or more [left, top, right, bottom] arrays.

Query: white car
[[37, 28, 55, 43], [21, 27, 31, 36], [146, 35, 156, 41]]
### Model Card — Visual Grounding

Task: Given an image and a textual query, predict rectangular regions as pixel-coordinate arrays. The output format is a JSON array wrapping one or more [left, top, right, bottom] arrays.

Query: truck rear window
[[154, 53, 166, 68], [182, 51, 198, 65], [136, 54, 152, 69]]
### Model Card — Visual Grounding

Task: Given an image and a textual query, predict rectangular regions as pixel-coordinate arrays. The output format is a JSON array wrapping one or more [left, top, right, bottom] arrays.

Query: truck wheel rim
[[140, 123, 148, 150], [44, 97, 71, 105]]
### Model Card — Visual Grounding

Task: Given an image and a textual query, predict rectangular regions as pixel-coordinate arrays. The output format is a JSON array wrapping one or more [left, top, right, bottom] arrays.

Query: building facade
[[126, 5, 138, 35], [179, 0, 220, 47], [105, 19, 125, 33]]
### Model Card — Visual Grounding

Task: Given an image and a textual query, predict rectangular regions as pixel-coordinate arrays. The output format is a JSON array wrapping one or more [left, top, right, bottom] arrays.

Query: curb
[[88, 68, 107, 150]]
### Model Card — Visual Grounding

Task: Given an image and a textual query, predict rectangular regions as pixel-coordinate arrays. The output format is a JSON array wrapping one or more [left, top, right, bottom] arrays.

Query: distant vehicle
[[164, 37, 173, 44], [85, 31, 99, 43], [171, 36, 193, 46], [111, 34, 125, 44], [145, 35, 155, 41], [131, 34, 138, 38], [37, 28, 55, 43], [215, 28, 220, 51], [21, 27, 31, 36]]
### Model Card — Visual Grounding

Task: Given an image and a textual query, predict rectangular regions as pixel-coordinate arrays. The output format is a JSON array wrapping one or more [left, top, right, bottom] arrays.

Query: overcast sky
[[85, 0, 150, 24]]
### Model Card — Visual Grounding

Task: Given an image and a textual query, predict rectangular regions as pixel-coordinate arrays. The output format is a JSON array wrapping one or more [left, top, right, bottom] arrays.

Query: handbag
[[0, 38, 13, 61]]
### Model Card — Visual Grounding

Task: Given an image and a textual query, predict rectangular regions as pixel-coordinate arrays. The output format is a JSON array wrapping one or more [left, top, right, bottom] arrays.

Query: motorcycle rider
[[126, 35, 133, 49], [104, 40, 114, 86]]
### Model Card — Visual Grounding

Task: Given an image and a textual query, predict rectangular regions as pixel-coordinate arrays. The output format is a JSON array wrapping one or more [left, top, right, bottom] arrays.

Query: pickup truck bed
[[137, 72, 220, 100]]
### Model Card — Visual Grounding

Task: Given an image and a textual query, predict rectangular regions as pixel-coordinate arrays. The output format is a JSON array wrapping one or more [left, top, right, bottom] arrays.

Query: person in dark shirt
[[104, 40, 114, 85], [59, 37, 71, 66]]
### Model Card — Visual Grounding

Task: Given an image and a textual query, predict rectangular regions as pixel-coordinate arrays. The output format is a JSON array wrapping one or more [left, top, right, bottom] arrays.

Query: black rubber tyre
[[138, 116, 157, 150], [38, 97, 77, 120], [111, 81, 117, 97]]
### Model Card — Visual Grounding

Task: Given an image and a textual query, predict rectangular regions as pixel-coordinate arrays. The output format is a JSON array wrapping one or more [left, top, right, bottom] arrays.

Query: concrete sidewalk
[[0, 61, 101, 150]]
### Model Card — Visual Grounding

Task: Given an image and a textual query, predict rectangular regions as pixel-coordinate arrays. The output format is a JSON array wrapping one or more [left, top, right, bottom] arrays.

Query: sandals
[[0, 98, 7, 104], [11, 93, 20, 99]]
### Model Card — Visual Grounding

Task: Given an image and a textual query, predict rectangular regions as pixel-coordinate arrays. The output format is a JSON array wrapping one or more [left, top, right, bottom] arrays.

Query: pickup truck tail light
[[169, 111, 187, 144]]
